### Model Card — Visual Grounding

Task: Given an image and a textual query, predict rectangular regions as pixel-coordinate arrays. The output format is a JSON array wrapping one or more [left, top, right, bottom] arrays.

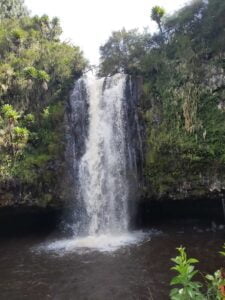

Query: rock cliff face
[[0, 107, 69, 209], [142, 58, 225, 203], [0, 169, 66, 208]]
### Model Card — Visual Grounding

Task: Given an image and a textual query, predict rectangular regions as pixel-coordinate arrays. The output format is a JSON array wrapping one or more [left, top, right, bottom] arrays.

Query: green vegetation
[[170, 246, 225, 299], [151, 6, 165, 35], [0, 0, 28, 19], [99, 28, 151, 77], [170, 247, 204, 299], [100, 0, 225, 199], [0, 0, 87, 206]]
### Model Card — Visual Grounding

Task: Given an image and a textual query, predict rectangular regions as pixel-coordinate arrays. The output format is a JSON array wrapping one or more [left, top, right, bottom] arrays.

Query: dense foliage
[[99, 28, 151, 76], [100, 0, 225, 199], [0, 0, 28, 19], [0, 3, 87, 206]]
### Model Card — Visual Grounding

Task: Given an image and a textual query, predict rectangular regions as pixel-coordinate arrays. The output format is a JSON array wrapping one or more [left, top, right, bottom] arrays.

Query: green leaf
[[206, 274, 214, 281], [187, 258, 199, 264]]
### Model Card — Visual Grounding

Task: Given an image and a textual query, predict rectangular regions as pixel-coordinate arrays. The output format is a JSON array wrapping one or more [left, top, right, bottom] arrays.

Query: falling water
[[55, 72, 144, 251], [78, 74, 129, 235], [33, 73, 154, 254]]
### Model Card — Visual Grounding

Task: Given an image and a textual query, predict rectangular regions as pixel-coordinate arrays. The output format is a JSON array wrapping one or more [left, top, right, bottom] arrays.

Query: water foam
[[36, 231, 160, 254]]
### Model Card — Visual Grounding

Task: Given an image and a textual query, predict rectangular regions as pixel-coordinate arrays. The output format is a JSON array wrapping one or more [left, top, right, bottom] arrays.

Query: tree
[[151, 6, 165, 35], [0, 0, 28, 19], [99, 28, 150, 76], [32, 15, 62, 41]]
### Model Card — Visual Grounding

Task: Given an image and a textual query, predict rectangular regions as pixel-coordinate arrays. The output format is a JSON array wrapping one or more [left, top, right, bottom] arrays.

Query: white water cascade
[[43, 73, 146, 252], [78, 74, 129, 235]]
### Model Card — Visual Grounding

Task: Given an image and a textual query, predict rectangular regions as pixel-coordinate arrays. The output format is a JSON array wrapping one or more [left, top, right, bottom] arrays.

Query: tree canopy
[[99, 28, 151, 76], [0, 0, 28, 19], [151, 6, 165, 34]]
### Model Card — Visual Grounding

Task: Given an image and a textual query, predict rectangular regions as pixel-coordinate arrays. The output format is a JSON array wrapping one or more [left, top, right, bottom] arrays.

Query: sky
[[24, 0, 190, 64]]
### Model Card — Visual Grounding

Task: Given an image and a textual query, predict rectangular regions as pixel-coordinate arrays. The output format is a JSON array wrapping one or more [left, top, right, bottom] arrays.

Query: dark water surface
[[0, 220, 224, 300]]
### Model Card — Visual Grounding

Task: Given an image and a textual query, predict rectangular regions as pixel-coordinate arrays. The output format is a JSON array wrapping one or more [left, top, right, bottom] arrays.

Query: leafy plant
[[205, 244, 225, 299], [1, 104, 19, 122], [170, 245, 225, 300], [219, 244, 225, 257], [170, 247, 204, 299], [206, 270, 225, 300]]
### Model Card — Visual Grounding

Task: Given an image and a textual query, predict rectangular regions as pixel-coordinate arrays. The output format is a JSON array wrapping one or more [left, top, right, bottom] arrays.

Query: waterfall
[[39, 73, 147, 253], [68, 73, 142, 238]]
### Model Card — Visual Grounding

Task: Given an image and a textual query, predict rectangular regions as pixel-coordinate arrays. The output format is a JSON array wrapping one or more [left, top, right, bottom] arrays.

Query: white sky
[[24, 0, 190, 64]]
